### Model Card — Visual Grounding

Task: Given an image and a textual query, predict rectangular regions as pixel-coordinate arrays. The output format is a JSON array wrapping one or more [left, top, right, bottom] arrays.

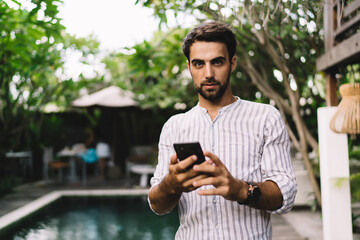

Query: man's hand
[[192, 151, 283, 210], [163, 153, 211, 195], [192, 151, 248, 202], [148, 152, 211, 215]]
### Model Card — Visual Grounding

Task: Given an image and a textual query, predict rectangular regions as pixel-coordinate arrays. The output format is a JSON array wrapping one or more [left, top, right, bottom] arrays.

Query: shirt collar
[[196, 96, 241, 114]]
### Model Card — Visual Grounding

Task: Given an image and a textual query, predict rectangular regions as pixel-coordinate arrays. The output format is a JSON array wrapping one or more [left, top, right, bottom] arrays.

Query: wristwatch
[[238, 182, 262, 206]]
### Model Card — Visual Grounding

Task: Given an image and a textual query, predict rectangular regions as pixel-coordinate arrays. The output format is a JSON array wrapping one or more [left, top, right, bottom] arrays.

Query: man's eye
[[213, 59, 223, 65], [193, 62, 204, 67]]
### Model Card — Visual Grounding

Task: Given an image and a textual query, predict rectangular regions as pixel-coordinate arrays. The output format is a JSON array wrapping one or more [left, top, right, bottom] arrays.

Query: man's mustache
[[201, 78, 220, 86]]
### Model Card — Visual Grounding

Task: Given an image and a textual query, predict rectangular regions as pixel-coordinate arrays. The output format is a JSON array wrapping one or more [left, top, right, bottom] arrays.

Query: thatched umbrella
[[72, 86, 138, 108]]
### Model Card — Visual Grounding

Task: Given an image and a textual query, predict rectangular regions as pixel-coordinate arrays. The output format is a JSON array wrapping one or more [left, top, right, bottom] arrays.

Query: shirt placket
[[210, 111, 223, 239]]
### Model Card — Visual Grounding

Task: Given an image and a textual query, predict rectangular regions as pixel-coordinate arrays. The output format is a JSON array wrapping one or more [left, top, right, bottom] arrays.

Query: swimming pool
[[0, 190, 179, 240]]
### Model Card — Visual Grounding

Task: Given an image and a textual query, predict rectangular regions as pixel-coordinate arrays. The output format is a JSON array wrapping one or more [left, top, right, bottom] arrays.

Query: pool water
[[0, 196, 179, 240]]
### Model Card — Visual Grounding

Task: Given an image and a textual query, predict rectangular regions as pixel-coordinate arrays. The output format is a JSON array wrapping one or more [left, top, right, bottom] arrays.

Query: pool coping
[[0, 188, 149, 231]]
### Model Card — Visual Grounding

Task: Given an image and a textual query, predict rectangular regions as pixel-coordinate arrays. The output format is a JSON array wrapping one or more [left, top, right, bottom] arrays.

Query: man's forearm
[[149, 176, 182, 215], [254, 180, 283, 210]]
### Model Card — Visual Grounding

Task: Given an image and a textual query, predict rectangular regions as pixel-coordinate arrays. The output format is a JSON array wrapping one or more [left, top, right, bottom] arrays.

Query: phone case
[[173, 142, 205, 165]]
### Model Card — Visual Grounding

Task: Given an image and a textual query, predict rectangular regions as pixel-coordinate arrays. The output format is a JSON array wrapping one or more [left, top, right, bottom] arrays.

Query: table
[[5, 151, 33, 179], [130, 164, 156, 187]]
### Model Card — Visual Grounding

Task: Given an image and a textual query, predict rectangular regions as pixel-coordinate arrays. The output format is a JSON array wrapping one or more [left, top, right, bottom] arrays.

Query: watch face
[[252, 186, 261, 203], [249, 185, 261, 205]]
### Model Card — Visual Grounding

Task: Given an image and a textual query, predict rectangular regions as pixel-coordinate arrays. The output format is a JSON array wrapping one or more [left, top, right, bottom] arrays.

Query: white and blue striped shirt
[[150, 98, 297, 240]]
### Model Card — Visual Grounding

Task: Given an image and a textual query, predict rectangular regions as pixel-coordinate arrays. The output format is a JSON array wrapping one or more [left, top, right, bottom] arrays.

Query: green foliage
[[341, 64, 360, 84], [103, 28, 197, 110], [0, 1, 105, 154], [350, 175, 360, 202], [349, 137, 360, 202], [0, 0, 66, 152]]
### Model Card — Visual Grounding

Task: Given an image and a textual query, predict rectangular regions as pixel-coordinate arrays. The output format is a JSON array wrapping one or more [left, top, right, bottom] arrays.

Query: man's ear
[[187, 60, 190, 71], [230, 56, 237, 73]]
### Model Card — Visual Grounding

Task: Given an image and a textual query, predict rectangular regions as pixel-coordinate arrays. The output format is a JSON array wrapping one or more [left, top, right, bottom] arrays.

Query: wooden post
[[324, 0, 338, 107], [325, 72, 338, 106], [324, 0, 334, 51]]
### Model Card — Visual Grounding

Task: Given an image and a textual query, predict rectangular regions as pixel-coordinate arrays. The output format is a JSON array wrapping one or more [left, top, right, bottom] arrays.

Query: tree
[[0, 0, 66, 152], [0, 0, 105, 152], [136, 0, 325, 205]]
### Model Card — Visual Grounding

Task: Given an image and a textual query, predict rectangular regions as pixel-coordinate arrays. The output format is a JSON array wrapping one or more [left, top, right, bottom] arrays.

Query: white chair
[[96, 142, 111, 180], [126, 145, 156, 176]]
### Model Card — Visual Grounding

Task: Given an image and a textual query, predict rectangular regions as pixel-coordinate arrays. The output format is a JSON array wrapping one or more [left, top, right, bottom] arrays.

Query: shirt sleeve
[[150, 116, 178, 187], [261, 108, 298, 214], [148, 116, 179, 214]]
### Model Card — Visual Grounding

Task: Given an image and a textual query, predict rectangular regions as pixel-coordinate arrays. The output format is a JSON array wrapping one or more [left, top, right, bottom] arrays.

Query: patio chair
[[126, 145, 156, 176], [43, 147, 69, 183]]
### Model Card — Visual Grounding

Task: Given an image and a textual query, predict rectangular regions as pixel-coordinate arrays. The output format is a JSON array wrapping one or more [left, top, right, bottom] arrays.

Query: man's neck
[[199, 92, 236, 121]]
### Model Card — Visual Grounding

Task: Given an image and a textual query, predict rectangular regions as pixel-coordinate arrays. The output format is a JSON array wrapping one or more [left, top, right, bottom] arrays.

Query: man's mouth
[[201, 79, 220, 85], [201, 81, 220, 90]]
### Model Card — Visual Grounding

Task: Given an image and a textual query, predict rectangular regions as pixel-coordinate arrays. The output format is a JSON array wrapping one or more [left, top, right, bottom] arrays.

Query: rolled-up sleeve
[[150, 116, 178, 188], [261, 109, 297, 214], [147, 117, 176, 214]]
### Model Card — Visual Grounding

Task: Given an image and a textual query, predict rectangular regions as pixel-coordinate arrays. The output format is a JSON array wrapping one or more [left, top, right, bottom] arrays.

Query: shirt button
[[213, 198, 217, 204]]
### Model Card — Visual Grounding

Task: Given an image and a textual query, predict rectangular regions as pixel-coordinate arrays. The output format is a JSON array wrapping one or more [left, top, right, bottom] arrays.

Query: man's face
[[187, 41, 236, 102]]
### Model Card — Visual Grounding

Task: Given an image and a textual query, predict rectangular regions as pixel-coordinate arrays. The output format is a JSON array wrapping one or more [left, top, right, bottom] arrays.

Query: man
[[148, 21, 297, 240]]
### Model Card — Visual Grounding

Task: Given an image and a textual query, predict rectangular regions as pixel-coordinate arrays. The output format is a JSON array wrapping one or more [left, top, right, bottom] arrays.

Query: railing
[[330, 0, 360, 47], [317, 0, 360, 71], [317, 0, 360, 106]]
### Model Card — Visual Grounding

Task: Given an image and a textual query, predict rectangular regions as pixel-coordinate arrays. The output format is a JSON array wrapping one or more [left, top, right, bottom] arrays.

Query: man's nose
[[204, 64, 214, 78]]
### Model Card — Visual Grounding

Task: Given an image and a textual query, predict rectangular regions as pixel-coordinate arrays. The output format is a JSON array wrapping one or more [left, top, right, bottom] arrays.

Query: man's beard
[[194, 71, 231, 102]]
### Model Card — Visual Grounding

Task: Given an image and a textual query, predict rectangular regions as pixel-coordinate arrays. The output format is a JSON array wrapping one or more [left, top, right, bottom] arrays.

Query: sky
[[57, 0, 196, 80], [59, 0, 160, 51], [57, 0, 167, 80]]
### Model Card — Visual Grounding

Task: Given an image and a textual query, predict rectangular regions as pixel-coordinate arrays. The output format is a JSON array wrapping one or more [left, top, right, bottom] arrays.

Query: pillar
[[318, 107, 352, 240]]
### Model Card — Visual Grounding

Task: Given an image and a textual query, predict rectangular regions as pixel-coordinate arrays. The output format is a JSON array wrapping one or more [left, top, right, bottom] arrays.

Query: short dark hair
[[182, 21, 237, 61]]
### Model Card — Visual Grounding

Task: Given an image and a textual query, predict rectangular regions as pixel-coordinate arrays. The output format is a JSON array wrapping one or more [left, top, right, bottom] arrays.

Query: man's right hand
[[148, 152, 210, 215]]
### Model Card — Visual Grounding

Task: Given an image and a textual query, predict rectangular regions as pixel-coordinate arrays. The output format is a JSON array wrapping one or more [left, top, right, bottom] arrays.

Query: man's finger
[[183, 173, 209, 188], [176, 155, 198, 171], [193, 162, 216, 174], [192, 176, 216, 188], [170, 153, 178, 165], [197, 188, 220, 196], [204, 151, 223, 166]]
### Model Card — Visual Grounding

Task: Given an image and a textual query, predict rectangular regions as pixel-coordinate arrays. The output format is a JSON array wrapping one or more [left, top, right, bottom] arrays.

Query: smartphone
[[173, 142, 205, 169]]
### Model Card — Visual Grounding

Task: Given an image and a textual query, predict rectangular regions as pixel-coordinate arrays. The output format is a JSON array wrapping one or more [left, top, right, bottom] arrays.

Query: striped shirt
[[149, 98, 297, 240]]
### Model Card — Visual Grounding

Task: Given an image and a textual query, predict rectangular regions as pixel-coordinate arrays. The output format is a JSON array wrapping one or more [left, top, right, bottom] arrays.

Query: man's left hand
[[192, 151, 248, 202]]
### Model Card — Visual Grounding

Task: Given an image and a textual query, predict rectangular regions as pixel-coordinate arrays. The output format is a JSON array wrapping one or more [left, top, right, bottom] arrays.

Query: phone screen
[[173, 142, 205, 167]]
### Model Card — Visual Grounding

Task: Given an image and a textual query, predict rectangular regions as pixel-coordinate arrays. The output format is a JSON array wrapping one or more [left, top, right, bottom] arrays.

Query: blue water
[[0, 196, 179, 240]]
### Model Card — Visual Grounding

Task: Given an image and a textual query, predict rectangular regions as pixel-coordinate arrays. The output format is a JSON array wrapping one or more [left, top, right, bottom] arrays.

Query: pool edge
[[0, 188, 149, 230]]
